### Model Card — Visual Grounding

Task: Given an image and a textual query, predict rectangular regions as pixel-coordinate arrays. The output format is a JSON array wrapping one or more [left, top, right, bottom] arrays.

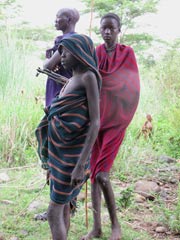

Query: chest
[[59, 76, 84, 97]]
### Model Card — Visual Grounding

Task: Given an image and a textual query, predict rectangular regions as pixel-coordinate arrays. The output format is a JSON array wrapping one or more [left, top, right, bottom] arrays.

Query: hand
[[46, 169, 50, 185], [71, 164, 84, 187], [46, 49, 53, 58]]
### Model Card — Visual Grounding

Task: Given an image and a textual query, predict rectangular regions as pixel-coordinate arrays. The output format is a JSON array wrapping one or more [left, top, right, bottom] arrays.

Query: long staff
[[85, 0, 94, 229]]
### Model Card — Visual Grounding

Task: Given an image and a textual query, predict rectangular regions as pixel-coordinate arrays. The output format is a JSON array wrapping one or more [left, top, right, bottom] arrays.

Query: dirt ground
[[114, 161, 180, 240]]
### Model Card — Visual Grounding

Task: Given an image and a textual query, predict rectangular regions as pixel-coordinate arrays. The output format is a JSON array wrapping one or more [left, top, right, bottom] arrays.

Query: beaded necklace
[[105, 44, 116, 53]]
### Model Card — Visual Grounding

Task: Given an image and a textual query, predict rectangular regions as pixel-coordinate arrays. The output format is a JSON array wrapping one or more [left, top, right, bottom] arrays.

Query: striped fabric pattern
[[35, 90, 90, 204]]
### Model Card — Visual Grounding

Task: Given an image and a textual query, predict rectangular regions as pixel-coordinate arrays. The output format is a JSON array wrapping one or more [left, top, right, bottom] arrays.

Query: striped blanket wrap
[[35, 90, 90, 204]]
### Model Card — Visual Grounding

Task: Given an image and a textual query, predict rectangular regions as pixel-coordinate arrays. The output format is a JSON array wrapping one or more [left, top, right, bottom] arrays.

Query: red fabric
[[90, 43, 140, 183]]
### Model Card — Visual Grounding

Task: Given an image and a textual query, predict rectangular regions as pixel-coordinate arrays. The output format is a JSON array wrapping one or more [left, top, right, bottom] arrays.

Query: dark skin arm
[[43, 50, 68, 84], [71, 71, 100, 186], [43, 50, 61, 70]]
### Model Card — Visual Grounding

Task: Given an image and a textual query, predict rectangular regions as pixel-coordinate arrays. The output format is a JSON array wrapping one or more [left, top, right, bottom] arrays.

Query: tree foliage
[[82, 0, 160, 62], [82, 0, 160, 32], [0, 0, 21, 25]]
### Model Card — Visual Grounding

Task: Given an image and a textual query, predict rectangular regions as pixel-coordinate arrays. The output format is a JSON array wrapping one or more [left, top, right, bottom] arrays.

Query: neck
[[73, 64, 88, 75], [104, 43, 116, 53], [63, 26, 75, 34]]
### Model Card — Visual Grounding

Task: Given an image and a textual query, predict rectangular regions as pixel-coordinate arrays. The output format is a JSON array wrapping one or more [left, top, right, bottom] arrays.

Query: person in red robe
[[81, 13, 140, 240]]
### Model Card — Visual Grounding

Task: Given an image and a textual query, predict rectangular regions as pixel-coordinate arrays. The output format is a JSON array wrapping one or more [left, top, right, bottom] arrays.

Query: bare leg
[[64, 203, 70, 233], [34, 203, 70, 225], [81, 181, 102, 240], [47, 201, 68, 240], [96, 172, 122, 240]]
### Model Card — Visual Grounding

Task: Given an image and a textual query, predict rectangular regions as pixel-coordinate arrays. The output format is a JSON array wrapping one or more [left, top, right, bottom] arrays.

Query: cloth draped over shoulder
[[36, 34, 101, 204], [90, 43, 140, 183]]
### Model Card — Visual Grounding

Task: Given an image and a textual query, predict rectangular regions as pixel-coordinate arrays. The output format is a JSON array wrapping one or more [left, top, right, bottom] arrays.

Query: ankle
[[112, 222, 121, 229], [92, 226, 102, 234]]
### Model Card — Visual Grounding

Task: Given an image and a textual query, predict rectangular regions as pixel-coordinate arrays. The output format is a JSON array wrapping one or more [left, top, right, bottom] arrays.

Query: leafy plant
[[117, 186, 134, 209], [159, 184, 180, 234]]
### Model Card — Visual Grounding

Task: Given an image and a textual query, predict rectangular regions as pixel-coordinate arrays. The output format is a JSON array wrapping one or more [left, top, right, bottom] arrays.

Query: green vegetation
[[160, 184, 180, 234], [0, 29, 45, 168]]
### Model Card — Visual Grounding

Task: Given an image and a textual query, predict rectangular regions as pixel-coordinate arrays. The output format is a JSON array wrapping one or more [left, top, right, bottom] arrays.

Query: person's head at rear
[[100, 13, 121, 47], [55, 8, 80, 34]]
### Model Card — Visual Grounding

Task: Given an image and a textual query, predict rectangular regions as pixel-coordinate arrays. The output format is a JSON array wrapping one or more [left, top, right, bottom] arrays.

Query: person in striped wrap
[[35, 34, 101, 240]]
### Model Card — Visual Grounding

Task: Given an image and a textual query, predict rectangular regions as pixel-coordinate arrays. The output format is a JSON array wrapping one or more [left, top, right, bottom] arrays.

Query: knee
[[47, 203, 55, 221], [47, 201, 59, 221], [95, 172, 109, 186]]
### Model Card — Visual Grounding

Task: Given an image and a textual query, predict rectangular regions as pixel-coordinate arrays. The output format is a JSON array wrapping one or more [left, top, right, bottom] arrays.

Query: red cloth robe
[[90, 43, 140, 183]]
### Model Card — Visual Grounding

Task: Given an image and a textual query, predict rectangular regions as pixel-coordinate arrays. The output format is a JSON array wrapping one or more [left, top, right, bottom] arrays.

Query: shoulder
[[55, 35, 63, 43], [81, 70, 100, 97], [96, 44, 106, 60], [96, 44, 104, 52], [81, 70, 98, 88], [117, 44, 135, 54], [82, 70, 96, 81]]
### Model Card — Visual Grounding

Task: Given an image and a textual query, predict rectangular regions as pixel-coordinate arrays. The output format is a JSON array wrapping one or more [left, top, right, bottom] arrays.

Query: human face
[[100, 17, 120, 46], [55, 11, 69, 31], [60, 46, 78, 70]]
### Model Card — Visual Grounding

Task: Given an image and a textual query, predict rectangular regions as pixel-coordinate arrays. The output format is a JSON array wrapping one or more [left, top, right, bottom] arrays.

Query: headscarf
[[58, 34, 102, 90]]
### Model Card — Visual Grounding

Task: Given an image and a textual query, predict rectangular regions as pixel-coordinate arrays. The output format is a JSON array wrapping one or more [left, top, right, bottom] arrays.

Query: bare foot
[[109, 225, 122, 240], [81, 229, 102, 240], [34, 211, 47, 221]]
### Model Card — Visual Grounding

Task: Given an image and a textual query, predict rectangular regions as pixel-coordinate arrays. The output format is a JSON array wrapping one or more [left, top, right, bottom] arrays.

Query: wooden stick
[[0, 164, 37, 171], [85, 181, 88, 229], [36, 67, 68, 85], [16, 181, 48, 218]]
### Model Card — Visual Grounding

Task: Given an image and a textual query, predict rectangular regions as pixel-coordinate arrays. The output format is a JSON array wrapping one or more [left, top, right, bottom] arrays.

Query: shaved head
[[57, 8, 80, 24]]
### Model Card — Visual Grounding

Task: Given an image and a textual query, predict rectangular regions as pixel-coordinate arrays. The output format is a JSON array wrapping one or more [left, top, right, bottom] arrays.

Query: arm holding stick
[[36, 50, 68, 85]]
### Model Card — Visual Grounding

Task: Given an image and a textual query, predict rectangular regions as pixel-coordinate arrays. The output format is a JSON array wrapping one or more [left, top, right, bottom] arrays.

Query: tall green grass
[[0, 30, 46, 167]]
